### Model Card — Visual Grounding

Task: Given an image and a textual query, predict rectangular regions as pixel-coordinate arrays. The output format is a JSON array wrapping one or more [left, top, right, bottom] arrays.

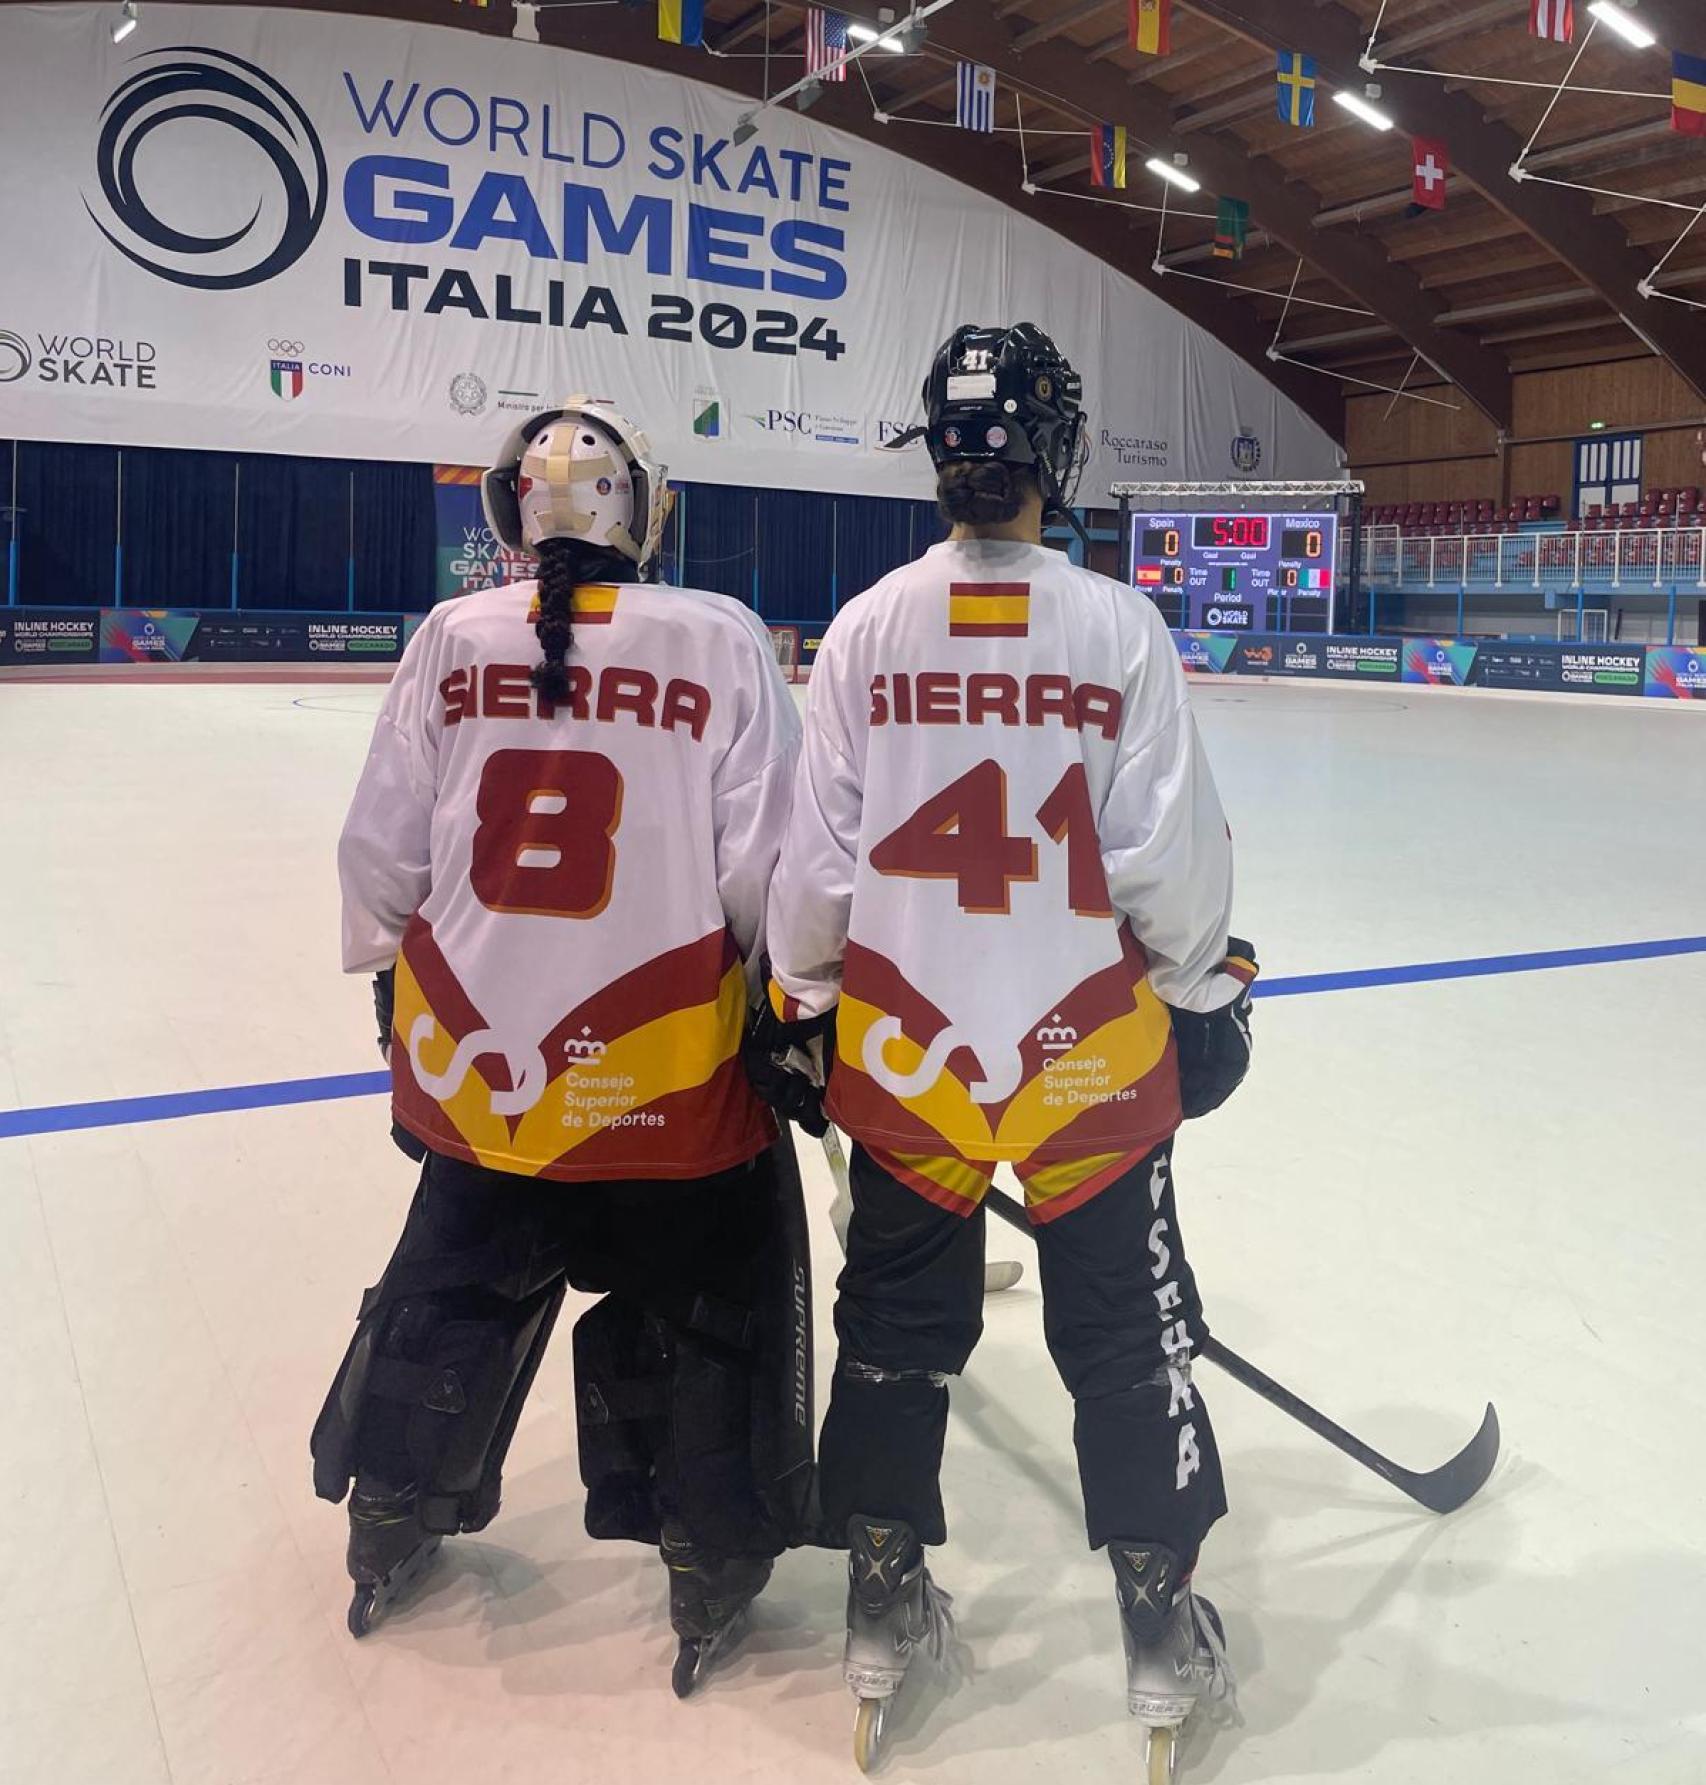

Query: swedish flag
[[1276, 51, 1316, 128]]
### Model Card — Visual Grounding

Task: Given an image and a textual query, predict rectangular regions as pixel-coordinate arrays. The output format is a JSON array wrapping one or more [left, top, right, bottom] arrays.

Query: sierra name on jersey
[[768, 538, 1244, 1220], [339, 578, 800, 1181]]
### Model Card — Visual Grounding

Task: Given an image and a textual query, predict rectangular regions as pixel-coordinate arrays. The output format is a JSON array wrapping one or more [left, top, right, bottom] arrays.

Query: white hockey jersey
[[767, 538, 1247, 1220], [339, 577, 800, 1182]]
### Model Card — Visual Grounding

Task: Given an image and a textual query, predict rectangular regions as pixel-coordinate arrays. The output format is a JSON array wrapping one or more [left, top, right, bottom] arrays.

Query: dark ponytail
[[532, 536, 578, 704], [530, 537, 642, 705], [937, 459, 1032, 526]]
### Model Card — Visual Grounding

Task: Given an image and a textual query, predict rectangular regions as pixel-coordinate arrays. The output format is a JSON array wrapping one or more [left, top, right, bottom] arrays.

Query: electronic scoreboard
[[1129, 512, 1337, 629]]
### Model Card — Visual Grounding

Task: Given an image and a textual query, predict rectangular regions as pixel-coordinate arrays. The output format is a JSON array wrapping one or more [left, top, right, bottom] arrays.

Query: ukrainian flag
[[658, 0, 704, 45], [1673, 52, 1706, 137], [1276, 51, 1317, 128]]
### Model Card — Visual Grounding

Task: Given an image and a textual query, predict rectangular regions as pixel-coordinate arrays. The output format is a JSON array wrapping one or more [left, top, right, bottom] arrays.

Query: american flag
[[1530, 0, 1573, 43], [806, 8, 848, 81], [956, 62, 996, 133]]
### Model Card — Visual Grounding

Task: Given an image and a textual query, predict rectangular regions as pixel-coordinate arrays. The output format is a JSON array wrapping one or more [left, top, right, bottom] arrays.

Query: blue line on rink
[[2, 934, 1704, 1143]]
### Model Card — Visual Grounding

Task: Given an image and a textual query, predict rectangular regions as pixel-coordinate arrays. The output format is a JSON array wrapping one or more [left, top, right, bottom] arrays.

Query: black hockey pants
[[817, 1140, 1228, 1562]]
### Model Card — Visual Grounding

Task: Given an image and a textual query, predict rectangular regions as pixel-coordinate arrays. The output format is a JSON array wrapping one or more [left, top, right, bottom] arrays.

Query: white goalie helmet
[[481, 396, 670, 569]]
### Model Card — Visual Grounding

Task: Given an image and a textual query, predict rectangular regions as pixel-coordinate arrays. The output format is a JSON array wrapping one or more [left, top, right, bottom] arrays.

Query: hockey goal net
[[768, 624, 806, 683]]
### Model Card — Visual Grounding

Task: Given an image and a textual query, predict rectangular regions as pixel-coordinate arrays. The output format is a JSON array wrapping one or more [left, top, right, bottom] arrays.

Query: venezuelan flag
[[948, 582, 1030, 638], [658, 0, 704, 46], [1672, 52, 1706, 137], [1089, 124, 1128, 190]]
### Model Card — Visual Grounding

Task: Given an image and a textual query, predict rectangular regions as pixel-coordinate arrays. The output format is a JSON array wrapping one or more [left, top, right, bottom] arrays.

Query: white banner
[[0, 4, 1339, 499]]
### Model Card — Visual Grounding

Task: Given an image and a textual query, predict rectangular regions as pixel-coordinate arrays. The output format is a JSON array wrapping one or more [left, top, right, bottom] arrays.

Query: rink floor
[[2, 674, 1704, 1785]]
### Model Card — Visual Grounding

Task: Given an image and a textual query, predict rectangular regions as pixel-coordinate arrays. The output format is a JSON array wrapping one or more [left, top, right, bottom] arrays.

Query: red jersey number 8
[[471, 748, 624, 919]]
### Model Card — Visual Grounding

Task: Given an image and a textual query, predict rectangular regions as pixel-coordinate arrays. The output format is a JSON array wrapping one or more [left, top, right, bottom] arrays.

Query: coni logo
[[85, 46, 327, 290]]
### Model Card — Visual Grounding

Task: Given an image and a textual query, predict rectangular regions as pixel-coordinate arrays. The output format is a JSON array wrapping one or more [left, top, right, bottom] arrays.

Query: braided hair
[[530, 536, 638, 705]]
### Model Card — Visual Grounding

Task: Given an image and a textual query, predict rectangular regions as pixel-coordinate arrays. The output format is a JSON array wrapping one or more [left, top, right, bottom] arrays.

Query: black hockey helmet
[[910, 322, 1087, 521]]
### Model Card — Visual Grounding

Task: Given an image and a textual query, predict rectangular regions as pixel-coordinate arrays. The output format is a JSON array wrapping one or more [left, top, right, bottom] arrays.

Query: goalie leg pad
[[311, 1157, 567, 1533]]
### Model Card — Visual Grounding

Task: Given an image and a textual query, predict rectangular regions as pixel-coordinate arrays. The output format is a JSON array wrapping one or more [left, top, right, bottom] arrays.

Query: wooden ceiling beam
[[931, 0, 1512, 423], [1180, 0, 1706, 404], [530, 1, 1349, 436]]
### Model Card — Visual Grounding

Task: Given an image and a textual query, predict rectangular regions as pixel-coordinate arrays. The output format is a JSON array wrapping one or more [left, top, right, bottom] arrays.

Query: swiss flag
[[1411, 137, 1449, 211]]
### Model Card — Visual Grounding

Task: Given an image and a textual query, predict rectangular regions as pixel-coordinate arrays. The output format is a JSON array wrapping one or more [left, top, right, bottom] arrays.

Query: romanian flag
[[948, 581, 1030, 638], [1276, 51, 1316, 127], [1129, 0, 1170, 56], [1089, 124, 1128, 189], [657, 0, 704, 46], [571, 584, 621, 626], [1672, 52, 1706, 137]]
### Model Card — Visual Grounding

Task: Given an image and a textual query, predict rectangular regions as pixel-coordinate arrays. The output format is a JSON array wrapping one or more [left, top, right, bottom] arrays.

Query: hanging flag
[[657, 0, 704, 46], [1213, 198, 1249, 261], [956, 62, 996, 133], [1529, 0, 1574, 43], [806, 8, 849, 81], [1089, 124, 1129, 189], [1410, 137, 1449, 210], [1672, 52, 1706, 136], [1129, 0, 1171, 57], [1276, 52, 1317, 127]]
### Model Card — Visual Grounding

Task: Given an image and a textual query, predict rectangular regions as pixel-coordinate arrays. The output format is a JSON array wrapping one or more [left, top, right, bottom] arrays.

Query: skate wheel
[[347, 1584, 377, 1640], [853, 1695, 888, 1774], [1146, 1724, 1177, 1785], [671, 1641, 704, 1700]]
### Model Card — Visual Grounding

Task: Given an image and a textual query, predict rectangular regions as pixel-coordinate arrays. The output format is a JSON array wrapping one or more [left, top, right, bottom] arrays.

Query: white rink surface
[[2, 675, 1704, 1785]]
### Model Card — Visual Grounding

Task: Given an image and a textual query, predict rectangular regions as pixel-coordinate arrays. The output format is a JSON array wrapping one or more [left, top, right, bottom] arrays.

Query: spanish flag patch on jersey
[[572, 584, 620, 626], [947, 581, 1030, 638]]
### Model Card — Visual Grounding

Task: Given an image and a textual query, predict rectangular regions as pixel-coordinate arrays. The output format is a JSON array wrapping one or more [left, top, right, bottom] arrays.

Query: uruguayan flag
[[956, 62, 996, 133]]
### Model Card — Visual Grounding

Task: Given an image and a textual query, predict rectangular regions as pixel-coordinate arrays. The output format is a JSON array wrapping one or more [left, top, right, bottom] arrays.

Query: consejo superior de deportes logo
[[84, 46, 327, 290]]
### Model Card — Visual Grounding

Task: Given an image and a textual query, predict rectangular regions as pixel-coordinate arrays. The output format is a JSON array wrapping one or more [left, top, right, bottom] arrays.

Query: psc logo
[[86, 47, 326, 290]]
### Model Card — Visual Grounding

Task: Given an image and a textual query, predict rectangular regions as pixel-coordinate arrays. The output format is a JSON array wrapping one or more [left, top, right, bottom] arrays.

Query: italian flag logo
[[270, 358, 304, 401]]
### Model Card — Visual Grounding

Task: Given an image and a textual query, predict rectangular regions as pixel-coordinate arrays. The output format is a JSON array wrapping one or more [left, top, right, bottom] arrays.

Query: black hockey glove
[[1170, 938, 1257, 1120], [372, 967, 395, 1061], [742, 990, 835, 1139]]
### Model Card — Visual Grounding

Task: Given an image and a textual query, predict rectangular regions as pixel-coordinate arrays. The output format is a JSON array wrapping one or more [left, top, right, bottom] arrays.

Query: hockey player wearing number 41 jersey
[[759, 325, 1257, 1777], [313, 398, 813, 1696]]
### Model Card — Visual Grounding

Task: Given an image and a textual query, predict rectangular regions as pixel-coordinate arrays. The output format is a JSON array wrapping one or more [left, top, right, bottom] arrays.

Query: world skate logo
[[86, 48, 327, 290], [1035, 1013, 1078, 1059], [563, 1025, 608, 1062]]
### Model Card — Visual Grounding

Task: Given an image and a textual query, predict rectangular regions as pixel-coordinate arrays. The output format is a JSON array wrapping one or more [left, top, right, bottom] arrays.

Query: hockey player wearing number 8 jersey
[[312, 397, 814, 1695], [762, 326, 1257, 1776]]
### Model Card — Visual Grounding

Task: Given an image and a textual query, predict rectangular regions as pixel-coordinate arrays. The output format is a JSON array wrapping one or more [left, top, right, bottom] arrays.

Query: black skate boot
[[660, 1522, 773, 1699], [345, 1478, 442, 1638], [1109, 1542, 1235, 1785], [845, 1515, 955, 1774]]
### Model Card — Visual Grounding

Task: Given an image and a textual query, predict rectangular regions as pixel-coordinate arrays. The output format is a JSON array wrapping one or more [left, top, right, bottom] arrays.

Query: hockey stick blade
[[983, 1186, 1499, 1516]]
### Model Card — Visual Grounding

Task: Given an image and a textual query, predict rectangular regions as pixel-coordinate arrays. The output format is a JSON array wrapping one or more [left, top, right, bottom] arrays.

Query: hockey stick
[[981, 1185, 1501, 1516]]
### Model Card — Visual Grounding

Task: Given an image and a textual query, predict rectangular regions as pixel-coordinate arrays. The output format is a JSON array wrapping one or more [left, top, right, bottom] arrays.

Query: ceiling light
[[1586, 2, 1657, 49], [511, 1, 540, 42], [1332, 89, 1395, 131], [111, 1, 138, 42], [846, 22, 904, 50], [732, 113, 759, 146], [1144, 156, 1201, 193], [796, 78, 823, 113]]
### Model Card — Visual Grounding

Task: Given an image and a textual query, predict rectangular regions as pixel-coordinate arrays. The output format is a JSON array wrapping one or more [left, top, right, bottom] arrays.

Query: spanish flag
[[1672, 52, 1706, 137], [1129, 0, 1170, 56], [948, 582, 1030, 638], [658, 0, 704, 46], [1089, 124, 1128, 190], [571, 584, 621, 626]]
